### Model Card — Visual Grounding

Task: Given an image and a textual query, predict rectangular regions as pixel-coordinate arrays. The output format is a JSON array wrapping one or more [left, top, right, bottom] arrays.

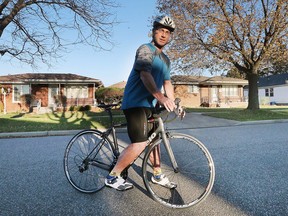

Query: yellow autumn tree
[[157, 0, 288, 110]]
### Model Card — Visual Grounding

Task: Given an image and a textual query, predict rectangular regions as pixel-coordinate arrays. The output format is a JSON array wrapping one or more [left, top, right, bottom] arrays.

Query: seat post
[[105, 107, 114, 128]]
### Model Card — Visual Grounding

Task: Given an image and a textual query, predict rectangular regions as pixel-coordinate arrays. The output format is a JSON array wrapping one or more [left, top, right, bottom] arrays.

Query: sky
[[0, 0, 158, 87]]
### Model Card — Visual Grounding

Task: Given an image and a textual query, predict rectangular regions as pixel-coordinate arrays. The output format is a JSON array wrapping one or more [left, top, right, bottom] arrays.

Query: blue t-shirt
[[122, 43, 171, 109]]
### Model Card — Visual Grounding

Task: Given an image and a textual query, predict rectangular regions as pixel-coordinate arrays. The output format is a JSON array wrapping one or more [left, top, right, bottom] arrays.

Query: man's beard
[[152, 38, 166, 50]]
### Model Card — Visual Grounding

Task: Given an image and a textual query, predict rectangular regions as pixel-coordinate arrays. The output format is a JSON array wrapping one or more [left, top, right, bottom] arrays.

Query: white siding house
[[258, 73, 288, 105]]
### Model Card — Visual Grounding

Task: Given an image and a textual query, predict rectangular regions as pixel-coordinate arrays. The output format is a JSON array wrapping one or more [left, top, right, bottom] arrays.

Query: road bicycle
[[63, 100, 215, 208]]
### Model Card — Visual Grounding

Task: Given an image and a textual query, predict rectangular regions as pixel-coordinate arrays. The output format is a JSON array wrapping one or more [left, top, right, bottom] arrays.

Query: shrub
[[53, 94, 67, 108], [69, 106, 76, 111], [84, 105, 91, 111], [20, 94, 35, 112], [0, 102, 3, 112], [78, 106, 86, 112], [95, 87, 124, 104], [69, 105, 91, 112]]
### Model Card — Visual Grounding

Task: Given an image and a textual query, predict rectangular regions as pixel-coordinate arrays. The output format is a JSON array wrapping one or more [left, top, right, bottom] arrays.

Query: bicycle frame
[[147, 116, 179, 173], [79, 107, 126, 172], [87, 104, 179, 175]]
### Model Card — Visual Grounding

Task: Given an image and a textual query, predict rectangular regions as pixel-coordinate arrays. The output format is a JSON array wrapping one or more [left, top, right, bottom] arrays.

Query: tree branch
[[0, 0, 118, 66]]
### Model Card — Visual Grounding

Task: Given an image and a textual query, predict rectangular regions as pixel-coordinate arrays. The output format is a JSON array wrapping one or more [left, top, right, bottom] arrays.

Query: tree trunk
[[247, 72, 260, 110]]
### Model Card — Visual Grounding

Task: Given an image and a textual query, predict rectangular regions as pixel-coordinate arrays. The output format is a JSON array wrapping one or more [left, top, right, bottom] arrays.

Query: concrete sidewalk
[[1, 113, 287, 138]]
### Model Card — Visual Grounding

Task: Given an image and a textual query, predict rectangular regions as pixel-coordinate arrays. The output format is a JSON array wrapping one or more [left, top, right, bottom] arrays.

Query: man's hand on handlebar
[[158, 97, 176, 112], [156, 97, 185, 120]]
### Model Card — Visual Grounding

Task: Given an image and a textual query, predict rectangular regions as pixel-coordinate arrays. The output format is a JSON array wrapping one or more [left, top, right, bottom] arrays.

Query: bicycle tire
[[64, 129, 115, 193], [142, 132, 215, 208]]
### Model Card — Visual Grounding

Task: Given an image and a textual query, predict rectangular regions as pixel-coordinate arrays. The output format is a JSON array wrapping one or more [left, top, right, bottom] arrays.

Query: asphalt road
[[0, 114, 288, 216]]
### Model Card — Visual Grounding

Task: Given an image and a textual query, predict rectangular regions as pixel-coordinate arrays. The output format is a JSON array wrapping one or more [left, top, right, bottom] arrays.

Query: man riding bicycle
[[105, 15, 177, 191]]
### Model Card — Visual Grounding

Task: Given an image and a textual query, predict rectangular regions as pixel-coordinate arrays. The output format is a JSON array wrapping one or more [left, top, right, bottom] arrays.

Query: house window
[[66, 85, 88, 98], [265, 88, 274, 97], [13, 84, 30, 102], [222, 86, 238, 96], [188, 85, 199, 93]]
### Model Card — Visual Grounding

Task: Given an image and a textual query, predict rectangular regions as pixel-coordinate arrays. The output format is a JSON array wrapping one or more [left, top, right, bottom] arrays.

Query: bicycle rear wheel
[[64, 130, 115, 193], [142, 132, 215, 208]]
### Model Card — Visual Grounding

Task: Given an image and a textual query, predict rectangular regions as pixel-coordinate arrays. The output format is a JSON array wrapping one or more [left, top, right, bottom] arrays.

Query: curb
[[234, 119, 288, 126], [0, 128, 128, 139], [0, 130, 81, 139]]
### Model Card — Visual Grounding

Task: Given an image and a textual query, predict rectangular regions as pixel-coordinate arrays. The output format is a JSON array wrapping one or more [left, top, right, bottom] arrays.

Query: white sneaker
[[151, 174, 177, 189], [105, 175, 133, 191]]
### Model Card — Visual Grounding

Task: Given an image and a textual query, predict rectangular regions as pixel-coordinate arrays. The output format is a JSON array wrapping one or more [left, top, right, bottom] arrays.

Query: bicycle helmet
[[153, 15, 176, 32]]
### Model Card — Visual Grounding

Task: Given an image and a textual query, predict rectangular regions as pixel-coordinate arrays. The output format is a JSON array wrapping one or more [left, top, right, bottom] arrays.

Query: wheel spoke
[[142, 133, 215, 208], [64, 130, 115, 193]]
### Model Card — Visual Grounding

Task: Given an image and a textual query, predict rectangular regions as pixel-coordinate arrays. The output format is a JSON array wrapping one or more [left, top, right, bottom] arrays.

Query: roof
[[108, 81, 126, 89], [0, 73, 103, 86], [201, 76, 248, 85], [172, 75, 209, 84], [258, 73, 288, 87], [172, 75, 248, 85]]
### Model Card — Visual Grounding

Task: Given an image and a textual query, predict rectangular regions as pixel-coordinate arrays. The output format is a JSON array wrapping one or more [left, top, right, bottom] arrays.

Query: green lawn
[[0, 106, 288, 133], [187, 106, 288, 121], [0, 110, 125, 133]]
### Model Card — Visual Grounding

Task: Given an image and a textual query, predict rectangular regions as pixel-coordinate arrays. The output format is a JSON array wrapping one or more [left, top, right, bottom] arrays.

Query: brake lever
[[179, 107, 186, 120], [174, 98, 185, 120]]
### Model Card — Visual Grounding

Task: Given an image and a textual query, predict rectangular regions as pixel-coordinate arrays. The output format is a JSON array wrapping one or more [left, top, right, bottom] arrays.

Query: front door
[[48, 84, 58, 107]]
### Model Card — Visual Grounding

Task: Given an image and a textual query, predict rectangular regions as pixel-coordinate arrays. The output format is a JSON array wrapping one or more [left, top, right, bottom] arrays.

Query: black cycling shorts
[[123, 107, 153, 143]]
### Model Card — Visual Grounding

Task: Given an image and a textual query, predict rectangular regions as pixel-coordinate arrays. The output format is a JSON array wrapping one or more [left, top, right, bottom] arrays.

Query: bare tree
[[0, 0, 118, 67], [157, 0, 288, 110]]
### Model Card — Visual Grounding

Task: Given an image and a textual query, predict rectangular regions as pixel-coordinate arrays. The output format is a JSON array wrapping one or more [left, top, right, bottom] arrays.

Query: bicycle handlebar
[[153, 98, 181, 113], [152, 98, 185, 122], [97, 98, 185, 123]]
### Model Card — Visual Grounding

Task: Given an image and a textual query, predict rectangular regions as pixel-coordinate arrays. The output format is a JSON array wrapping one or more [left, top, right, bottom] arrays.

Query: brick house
[[0, 73, 103, 113], [172, 75, 248, 107]]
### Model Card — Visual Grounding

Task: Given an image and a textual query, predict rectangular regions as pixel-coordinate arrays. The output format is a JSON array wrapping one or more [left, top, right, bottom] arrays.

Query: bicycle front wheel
[[142, 132, 215, 208], [64, 130, 115, 193]]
